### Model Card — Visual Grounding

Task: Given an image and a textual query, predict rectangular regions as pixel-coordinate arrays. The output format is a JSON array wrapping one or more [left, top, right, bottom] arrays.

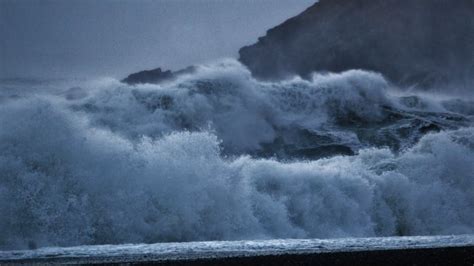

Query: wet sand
[[2, 246, 473, 265]]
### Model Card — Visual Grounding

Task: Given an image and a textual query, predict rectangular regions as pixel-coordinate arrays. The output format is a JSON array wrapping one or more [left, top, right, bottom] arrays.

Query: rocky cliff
[[239, 0, 474, 90], [122, 66, 195, 85]]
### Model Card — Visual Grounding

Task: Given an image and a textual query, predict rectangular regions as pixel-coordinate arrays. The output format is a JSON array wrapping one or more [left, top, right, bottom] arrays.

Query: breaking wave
[[0, 59, 473, 250]]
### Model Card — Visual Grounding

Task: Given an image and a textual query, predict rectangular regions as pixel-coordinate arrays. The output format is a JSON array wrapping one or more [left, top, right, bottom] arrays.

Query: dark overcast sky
[[0, 0, 314, 79]]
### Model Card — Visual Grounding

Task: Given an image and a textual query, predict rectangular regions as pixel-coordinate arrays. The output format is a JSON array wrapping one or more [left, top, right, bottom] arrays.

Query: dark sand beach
[[1, 236, 473, 265], [2, 246, 473, 265]]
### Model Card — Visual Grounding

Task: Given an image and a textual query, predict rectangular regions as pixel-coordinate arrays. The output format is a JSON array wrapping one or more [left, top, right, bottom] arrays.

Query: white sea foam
[[0, 60, 472, 250]]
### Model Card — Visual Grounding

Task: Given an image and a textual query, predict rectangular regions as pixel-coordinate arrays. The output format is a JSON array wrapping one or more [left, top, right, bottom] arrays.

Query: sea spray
[[0, 60, 473, 250]]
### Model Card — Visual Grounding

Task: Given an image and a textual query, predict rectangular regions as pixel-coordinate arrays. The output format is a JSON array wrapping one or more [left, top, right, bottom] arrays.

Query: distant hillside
[[239, 0, 474, 90]]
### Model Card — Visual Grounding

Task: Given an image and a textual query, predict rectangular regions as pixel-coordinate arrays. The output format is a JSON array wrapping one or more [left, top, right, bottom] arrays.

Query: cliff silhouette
[[239, 0, 474, 90]]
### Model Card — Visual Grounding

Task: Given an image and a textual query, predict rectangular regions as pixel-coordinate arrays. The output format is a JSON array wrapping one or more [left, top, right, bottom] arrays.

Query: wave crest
[[0, 60, 473, 250]]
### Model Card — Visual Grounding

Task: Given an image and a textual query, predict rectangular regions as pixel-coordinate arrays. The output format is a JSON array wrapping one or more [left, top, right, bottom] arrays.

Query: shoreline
[[1, 235, 473, 265], [2, 246, 473, 265]]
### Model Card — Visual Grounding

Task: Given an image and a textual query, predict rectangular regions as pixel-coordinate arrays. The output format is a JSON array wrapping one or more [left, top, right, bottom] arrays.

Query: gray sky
[[0, 0, 314, 79]]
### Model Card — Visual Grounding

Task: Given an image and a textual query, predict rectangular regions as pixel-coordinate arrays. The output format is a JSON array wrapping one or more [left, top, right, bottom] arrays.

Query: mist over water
[[0, 60, 473, 250]]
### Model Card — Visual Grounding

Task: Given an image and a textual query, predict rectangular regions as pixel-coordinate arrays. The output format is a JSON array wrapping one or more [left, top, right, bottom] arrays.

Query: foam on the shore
[[0, 60, 473, 250]]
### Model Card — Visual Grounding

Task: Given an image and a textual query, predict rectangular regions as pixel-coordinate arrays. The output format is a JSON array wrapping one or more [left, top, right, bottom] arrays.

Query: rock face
[[122, 68, 174, 84], [122, 66, 195, 85], [239, 0, 474, 89]]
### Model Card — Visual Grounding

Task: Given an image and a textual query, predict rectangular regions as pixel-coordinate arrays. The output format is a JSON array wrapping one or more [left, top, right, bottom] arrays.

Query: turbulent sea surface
[[1, 60, 473, 250], [2, 235, 473, 263]]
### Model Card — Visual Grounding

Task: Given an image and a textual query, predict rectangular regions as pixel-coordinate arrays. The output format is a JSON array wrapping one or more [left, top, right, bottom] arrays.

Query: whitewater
[[0, 59, 473, 250]]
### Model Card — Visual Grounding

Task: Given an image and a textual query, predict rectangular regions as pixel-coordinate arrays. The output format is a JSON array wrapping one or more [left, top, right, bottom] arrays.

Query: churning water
[[1, 60, 473, 250]]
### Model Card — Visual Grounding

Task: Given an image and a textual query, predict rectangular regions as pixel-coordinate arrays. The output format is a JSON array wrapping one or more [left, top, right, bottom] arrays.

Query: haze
[[0, 0, 314, 79]]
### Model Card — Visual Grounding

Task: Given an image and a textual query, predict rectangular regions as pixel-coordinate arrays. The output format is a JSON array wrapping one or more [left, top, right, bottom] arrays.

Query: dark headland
[[239, 0, 474, 89]]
